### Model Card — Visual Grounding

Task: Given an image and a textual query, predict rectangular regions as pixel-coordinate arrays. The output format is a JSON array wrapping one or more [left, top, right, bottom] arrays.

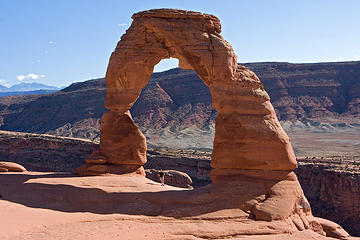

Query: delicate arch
[[84, 9, 297, 177]]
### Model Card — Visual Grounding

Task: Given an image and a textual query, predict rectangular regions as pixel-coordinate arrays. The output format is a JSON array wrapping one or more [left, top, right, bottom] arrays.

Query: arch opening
[[153, 58, 179, 73], [130, 58, 217, 186]]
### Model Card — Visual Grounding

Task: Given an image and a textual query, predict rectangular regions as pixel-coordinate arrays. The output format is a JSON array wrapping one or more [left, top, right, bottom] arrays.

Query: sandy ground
[[1, 172, 358, 240]]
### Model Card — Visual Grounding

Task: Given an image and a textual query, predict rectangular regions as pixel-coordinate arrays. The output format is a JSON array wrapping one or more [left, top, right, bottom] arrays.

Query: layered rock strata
[[296, 164, 360, 236], [0, 130, 96, 172]]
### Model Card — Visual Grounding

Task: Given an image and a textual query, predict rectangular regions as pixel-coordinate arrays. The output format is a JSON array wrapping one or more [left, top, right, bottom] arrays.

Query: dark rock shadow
[[0, 172, 276, 218]]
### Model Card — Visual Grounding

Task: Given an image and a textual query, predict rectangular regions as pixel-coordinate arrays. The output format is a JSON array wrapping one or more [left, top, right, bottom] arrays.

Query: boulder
[[0, 161, 27, 172], [145, 169, 193, 188]]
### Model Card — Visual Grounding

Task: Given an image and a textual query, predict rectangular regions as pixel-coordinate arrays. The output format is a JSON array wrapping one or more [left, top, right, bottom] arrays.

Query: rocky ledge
[[0, 172, 354, 240], [1, 130, 359, 237]]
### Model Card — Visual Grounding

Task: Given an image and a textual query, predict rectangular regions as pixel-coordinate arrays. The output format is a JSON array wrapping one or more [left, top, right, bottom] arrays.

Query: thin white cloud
[[117, 23, 127, 27], [319, 56, 360, 62], [44, 50, 49, 54], [48, 41, 56, 44], [0, 79, 10, 87], [16, 73, 45, 82]]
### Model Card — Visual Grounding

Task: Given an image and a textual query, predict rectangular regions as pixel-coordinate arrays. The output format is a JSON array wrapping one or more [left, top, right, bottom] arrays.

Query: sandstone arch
[[89, 9, 297, 176], [73, 10, 352, 238]]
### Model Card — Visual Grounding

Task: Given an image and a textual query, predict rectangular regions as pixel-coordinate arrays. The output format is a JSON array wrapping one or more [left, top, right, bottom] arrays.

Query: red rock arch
[[81, 9, 297, 177], [72, 11, 353, 238]]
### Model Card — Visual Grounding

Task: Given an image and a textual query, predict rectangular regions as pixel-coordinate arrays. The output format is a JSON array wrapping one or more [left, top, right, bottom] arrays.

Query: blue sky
[[0, 0, 359, 88]]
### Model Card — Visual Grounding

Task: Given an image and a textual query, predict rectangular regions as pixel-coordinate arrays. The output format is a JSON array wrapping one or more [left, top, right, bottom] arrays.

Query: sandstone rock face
[[295, 164, 360, 236], [0, 161, 26, 172], [92, 8, 297, 174], [100, 110, 147, 165], [0, 130, 96, 172]]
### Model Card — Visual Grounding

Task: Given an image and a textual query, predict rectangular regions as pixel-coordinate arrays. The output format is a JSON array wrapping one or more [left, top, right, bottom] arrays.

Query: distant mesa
[[1, 61, 359, 148]]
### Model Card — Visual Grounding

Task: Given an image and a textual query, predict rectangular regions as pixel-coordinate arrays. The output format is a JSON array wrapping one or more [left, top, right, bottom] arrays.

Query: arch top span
[[80, 8, 297, 177], [105, 9, 241, 111], [132, 9, 221, 29]]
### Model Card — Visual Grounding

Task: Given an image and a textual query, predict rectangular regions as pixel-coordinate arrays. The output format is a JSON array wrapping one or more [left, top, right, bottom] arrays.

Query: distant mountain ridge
[[0, 82, 60, 93], [0, 61, 359, 149]]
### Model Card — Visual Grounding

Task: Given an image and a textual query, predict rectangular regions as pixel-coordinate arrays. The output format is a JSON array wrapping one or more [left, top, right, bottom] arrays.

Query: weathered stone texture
[[91, 9, 296, 174], [0, 130, 96, 172]]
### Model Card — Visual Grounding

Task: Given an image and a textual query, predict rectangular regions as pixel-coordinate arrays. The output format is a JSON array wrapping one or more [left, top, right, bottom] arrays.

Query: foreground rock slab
[[0, 172, 353, 240]]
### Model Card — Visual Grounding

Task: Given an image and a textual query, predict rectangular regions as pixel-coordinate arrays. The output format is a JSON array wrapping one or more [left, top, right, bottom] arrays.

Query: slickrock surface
[[0, 129, 358, 236], [0, 172, 355, 240], [148, 150, 360, 236], [0, 130, 359, 237]]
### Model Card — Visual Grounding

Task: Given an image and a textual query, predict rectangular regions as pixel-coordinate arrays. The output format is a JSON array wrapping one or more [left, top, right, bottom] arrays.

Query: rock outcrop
[[0, 130, 96, 172], [72, 9, 349, 238], [296, 164, 360, 236], [81, 8, 296, 177], [0, 129, 357, 237], [0, 161, 26, 172]]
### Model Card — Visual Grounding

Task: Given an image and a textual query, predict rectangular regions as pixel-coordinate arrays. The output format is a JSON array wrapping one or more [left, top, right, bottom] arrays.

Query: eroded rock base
[[0, 172, 351, 239]]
